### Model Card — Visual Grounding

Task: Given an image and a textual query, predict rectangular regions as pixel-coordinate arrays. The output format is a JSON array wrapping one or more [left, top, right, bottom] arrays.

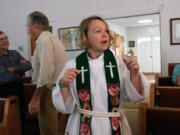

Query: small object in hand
[[125, 48, 134, 62]]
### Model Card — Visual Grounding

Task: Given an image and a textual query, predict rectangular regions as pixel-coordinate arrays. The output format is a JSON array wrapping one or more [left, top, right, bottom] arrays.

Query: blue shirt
[[0, 50, 32, 85], [172, 64, 180, 85]]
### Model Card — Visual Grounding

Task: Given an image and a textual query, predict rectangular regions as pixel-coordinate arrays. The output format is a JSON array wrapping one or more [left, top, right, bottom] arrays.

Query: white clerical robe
[[52, 53, 149, 135], [32, 31, 67, 88]]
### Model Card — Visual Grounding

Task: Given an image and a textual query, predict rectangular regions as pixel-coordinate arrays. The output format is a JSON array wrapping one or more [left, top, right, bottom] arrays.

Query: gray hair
[[0, 31, 4, 35], [28, 11, 50, 31]]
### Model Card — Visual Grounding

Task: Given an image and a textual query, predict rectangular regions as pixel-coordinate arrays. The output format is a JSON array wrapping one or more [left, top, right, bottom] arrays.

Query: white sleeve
[[124, 71, 149, 103], [52, 60, 76, 114], [52, 84, 75, 114], [117, 58, 149, 103]]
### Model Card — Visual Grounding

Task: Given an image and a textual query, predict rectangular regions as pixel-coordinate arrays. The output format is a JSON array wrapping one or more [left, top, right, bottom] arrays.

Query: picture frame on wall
[[58, 27, 81, 51], [170, 18, 180, 45]]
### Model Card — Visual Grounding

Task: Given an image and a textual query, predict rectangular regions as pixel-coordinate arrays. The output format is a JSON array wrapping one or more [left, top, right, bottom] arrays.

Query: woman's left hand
[[124, 54, 142, 93], [125, 56, 140, 76]]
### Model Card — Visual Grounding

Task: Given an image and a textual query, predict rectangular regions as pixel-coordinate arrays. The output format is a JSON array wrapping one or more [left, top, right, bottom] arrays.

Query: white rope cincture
[[75, 107, 120, 117]]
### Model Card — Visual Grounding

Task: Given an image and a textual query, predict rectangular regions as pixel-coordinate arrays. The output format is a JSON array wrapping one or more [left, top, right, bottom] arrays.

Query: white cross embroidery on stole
[[79, 66, 88, 83], [106, 62, 115, 78]]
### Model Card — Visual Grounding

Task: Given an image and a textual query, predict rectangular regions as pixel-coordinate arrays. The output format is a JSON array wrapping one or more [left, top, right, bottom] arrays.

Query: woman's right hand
[[60, 68, 80, 102], [61, 68, 80, 86]]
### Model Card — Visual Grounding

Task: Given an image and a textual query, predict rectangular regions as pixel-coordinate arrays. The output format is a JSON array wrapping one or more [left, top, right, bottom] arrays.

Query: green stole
[[76, 49, 121, 135]]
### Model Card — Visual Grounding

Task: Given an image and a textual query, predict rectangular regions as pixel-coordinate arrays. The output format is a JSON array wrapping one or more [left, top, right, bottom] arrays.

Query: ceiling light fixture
[[138, 19, 152, 23]]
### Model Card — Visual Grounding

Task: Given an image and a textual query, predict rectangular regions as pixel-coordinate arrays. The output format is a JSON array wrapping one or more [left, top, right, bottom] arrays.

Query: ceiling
[[107, 14, 160, 28]]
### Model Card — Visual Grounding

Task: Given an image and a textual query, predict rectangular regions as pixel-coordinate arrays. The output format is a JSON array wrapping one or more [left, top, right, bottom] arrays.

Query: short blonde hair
[[78, 16, 114, 49]]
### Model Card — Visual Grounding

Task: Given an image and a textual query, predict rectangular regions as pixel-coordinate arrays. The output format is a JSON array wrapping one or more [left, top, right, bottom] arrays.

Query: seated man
[[0, 30, 32, 96], [0, 30, 32, 133], [172, 64, 180, 86]]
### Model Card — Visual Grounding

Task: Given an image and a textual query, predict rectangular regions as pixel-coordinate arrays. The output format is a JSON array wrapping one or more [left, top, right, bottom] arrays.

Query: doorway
[[137, 34, 161, 73], [106, 13, 161, 74]]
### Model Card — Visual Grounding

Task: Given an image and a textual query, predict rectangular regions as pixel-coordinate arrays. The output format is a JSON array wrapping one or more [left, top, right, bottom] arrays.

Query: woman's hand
[[125, 56, 140, 76], [61, 68, 80, 86], [125, 56, 142, 94], [60, 68, 80, 102]]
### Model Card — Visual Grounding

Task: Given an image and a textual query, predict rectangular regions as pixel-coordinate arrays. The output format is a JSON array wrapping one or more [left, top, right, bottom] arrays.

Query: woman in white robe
[[52, 16, 149, 135]]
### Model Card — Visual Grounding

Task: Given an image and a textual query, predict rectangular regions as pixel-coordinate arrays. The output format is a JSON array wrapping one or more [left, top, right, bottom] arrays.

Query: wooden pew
[[0, 98, 7, 135], [22, 76, 69, 134], [0, 100, 5, 124], [155, 86, 180, 108], [150, 82, 180, 108], [23, 83, 37, 120], [123, 102, 140, 135], [154, 63, 180, 86], [0, 96, 22, 135], [22, 76, 32, 83], [23, 83, 40, 135], [22, 77, 37, 122], [139, 102, 180, 135], [155, 74, 174, 87], [168, 63, 180, 76], [23, 83, 68, 135], [150, 74, 180, 108]]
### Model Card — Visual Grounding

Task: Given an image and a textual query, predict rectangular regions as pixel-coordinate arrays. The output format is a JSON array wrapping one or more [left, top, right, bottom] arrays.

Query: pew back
[[23, 77, 68, 135], [150, 83, 180, 108], [153, 75, 180, 108], [0, 100, 5, 124], [22, 76, 32, 83], [23, 83, 37, 120], [155, 75, 173, 87], [168, 63, 180, 76], [155, 86, 180, 108], [139, 102, 180, 135], [23, 83, 40, 135], [23, 83, 68, 135], [0, 96, 22, 135]]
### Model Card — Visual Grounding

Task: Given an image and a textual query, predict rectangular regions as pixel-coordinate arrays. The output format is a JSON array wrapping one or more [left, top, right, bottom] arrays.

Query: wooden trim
[[138, 102, 147, 135], [156, 86, 180, 89], [0, 96, 22, 135], [149, 83, 155, 108], [0, 98, 9, 126]]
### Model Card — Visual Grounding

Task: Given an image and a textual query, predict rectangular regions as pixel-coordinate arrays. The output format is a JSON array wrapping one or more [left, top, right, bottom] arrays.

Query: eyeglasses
[[0, 36, 8, 41]]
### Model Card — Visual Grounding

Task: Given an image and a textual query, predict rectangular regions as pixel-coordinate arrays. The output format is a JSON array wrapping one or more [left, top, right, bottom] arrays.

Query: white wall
[[106, 21, 128, 52], [159, 0, 180, 75], [0, 0, 180, 75]]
